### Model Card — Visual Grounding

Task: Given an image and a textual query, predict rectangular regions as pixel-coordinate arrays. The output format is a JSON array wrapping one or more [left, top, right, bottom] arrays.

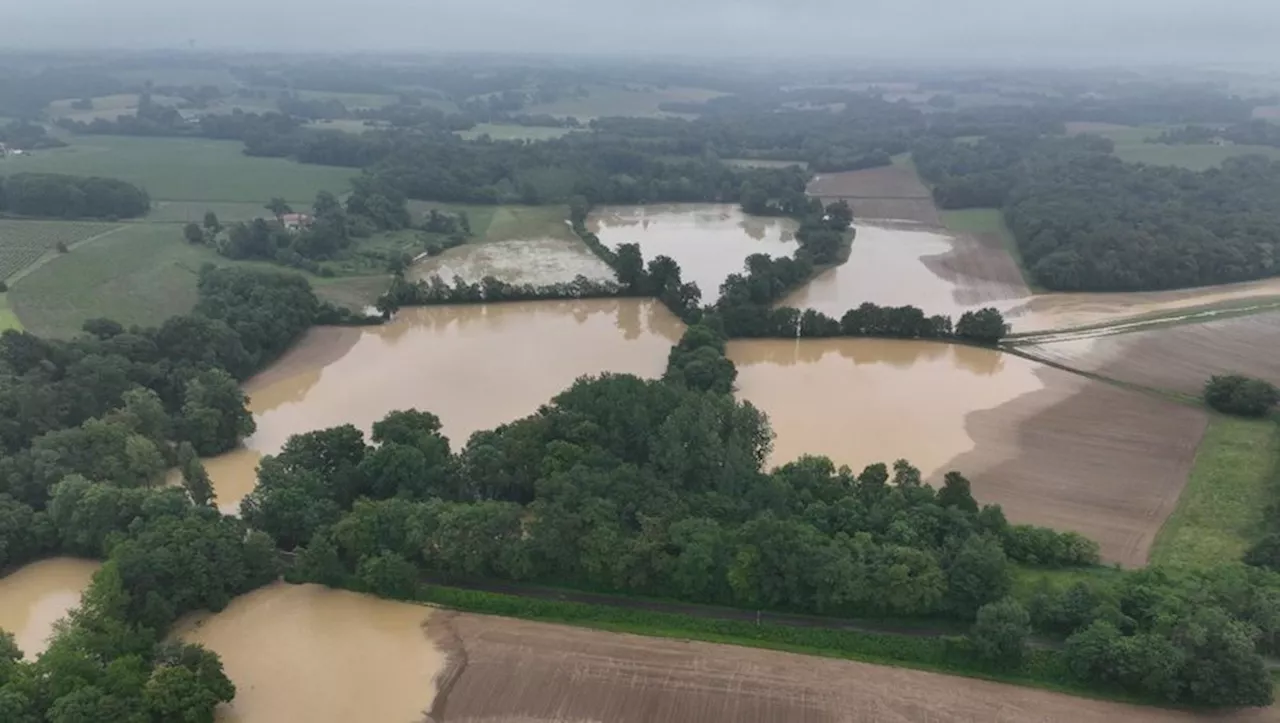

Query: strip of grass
[[0, 293, 22, 332], [414, 584, 1163, 706], [1149, 416, 1280, 568]]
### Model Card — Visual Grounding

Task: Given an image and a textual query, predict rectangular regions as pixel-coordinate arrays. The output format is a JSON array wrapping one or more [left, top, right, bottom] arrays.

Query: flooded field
[[410, 237, 614, 286], [730, 339, 1206, 565], [177, 583, 443, 723], [588, 204, 797, 301], [431, 611, 1268, 723], [729, 339, 1044, 477], [206, 299, 684, 513], [0, 558, 99, 657], [782, 220, 1280, 335], [783, 223, 1030, 328], [1020, 310, 1280, 395]]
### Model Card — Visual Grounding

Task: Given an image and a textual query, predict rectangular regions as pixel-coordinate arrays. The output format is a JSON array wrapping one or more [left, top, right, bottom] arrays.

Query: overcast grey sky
[[5, 0, 1279, 65]]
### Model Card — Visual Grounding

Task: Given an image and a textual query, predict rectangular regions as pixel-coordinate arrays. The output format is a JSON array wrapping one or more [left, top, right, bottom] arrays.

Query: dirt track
[[947, 366, 1208, 567], [1019, 311, 1280, 396], [429, 611, 1278, 723]]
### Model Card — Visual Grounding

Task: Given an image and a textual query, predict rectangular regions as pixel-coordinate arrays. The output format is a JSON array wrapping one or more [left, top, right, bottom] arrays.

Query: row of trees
[[914, 134, 1280, 291], [0, 173, 150, 219], [376, 273, 627, 314]]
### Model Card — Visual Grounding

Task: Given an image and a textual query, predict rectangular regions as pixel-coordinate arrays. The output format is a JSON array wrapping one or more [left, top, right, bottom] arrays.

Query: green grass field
[[1148, 416, 1280, 569], [1067, 123, 1280, 171], [523, 85, 722, 119], [8, 222, 384, 336], [147, 201, 276, 224], [293, 90, 399, 109], [0, 220, 122, 281], [403, 202, 573, 242], [0, 136, 354, 203], [456, 124, 575, 141], [0, 294, 21, 332]]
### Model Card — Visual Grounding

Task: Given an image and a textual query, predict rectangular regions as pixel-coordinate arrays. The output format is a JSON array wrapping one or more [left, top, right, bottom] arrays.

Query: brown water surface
[[0, 558, 100, 657], [588, 204, 797, 301], [207, 299, 684, 513], [176, 582, 443, 723], [728, 338, 1044, 477]]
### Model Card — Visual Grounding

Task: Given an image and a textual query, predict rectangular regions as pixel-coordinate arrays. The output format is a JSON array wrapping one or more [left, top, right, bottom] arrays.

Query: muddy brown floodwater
[[204, 299, 684, 513], [730, 337, 1207, 565], [175, 582, 443, 723], [728, 338, 1045, 477], [588, 204, 797, 301], [0, 557, 100, 657]]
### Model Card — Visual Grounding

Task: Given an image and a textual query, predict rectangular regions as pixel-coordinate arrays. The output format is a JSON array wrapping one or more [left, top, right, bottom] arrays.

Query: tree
[[1204, 375, 1279, 417], [937, 471, 978, 513], [955, 307, 1008, 344], [945, 535, 1012, 618], [183, 223, 204, 244], [178, 369, 255, 456], [971, 598, 1031, 667], [264, 197, 293, 217], [176, 442, 214, 507], [202, 211, 221, 233], [357, 552, 418, 599], [613, 243, 646, 290]]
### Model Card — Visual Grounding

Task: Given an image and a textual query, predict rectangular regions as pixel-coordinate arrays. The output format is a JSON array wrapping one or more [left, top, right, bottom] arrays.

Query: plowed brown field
[[948, 366, 1208, 567], [429, 611, 1277, 723], [806, 166, 940, 225], [1018, 311, 1280, 396]]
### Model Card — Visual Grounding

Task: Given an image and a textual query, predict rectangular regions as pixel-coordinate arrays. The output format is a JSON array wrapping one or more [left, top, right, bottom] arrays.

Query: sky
[[5, 0, 1280, 65]]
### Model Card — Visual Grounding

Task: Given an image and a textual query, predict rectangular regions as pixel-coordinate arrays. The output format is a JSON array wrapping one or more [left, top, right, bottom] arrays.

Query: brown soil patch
[[947, 367, 1208, 567], [1019, 311, 1280, 396], [807, 166, 939, 225], [430, 611, 1276, 723], [920, 230, 1030, 306]]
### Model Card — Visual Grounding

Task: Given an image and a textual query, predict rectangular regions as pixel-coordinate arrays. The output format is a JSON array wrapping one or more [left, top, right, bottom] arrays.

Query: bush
[[1204, 375, 1279, 417], [971, 598, 1031, 668]]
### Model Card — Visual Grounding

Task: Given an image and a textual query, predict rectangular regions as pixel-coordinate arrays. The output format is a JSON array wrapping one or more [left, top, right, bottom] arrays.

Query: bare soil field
[[1019, 311, 1280, 396], [947, 366, 1208, 567], [429, 611, 1277, 723], [920, 229, 1030, 306], [806, 166, 940, 225]]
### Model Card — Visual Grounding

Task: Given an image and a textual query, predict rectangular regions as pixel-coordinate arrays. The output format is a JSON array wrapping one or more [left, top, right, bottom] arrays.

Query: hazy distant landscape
[[2, 5, 1280, 719]]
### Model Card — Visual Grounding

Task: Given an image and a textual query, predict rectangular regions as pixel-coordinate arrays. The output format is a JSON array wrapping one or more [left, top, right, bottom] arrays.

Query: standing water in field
[[203, 299, 684, 513], [588, 204, 798, 302], [728, 338, 1045, 477], [175, 583, 444, 723], [0, 558, 100, 657], [409, 237, 615, 286]]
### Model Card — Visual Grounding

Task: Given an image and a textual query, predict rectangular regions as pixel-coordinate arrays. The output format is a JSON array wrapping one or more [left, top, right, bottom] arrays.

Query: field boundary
[[5, 224, 127, 286]]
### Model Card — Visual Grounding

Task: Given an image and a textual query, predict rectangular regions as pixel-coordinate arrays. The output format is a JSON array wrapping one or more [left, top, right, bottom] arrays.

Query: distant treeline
[[0, 172, 150, 219], [1153, 120, 1280, 149], [914, 134, 1280, 291]]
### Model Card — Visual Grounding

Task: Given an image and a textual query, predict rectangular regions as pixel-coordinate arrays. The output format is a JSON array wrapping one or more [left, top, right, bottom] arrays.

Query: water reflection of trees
[[729, 338, 1006, 376]]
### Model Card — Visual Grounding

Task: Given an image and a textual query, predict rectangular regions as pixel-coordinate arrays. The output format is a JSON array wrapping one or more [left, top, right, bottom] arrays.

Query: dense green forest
[[914, 135, 1280, 291], [0, 173, 150, 219]]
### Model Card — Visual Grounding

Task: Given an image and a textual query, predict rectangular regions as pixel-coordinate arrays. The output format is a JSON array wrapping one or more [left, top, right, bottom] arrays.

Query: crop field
[[46, 93, 185, 122], [429, 611, 1254, 723], [805, 164, 940, 225], [522, 84, 724, 119], [1018, 310, 1280, 395], [1149, 417, 1279, 569], [947, 367, 1208, 567], [455, 123, 576, 141], [0, 220, 121, 281], [1065, 121, 1280, 170], [403, 202, 574, 242], [0, 135, 354, 203], [147, 201, 275, 224], [925, 210, 1032, 305], [7, 222, 382, 336]]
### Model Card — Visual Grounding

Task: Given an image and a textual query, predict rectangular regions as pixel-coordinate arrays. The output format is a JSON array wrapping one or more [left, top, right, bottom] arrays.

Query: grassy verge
[[413, 584, 1165, 706], [0, 293, 22, 332], [1149, 416, 1280, 568]]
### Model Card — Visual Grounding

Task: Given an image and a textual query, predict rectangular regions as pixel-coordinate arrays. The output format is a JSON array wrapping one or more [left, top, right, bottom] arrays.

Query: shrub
[[1204, 375, 1279, 417]]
